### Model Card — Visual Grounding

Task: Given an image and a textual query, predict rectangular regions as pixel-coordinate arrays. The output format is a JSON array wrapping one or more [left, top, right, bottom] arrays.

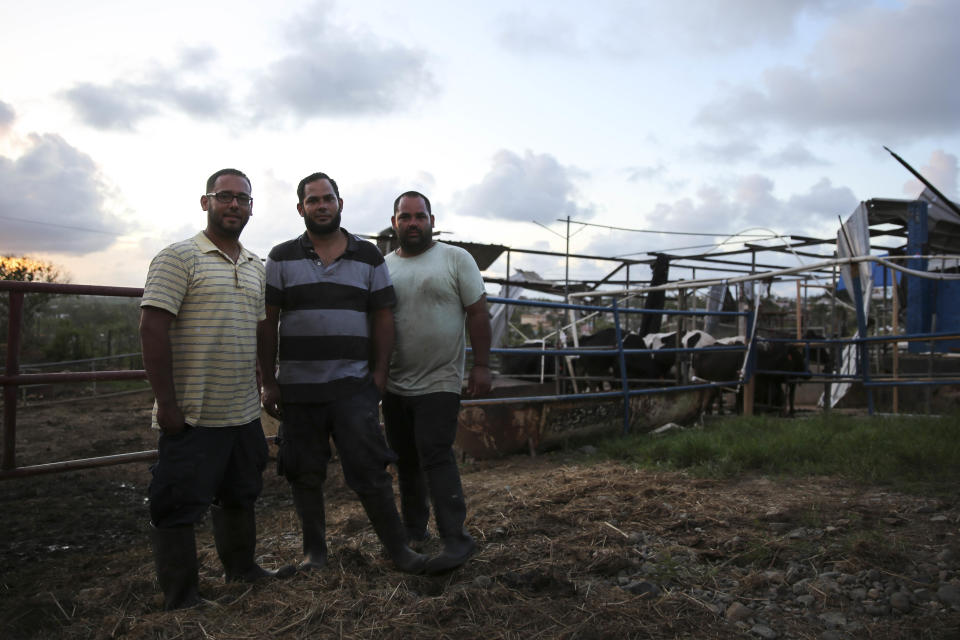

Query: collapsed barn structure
[[377, 149, 960, 458]]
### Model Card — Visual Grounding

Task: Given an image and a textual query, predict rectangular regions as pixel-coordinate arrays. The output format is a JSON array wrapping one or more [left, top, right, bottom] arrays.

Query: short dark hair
[[206, 168, 250, 193], [393, 191, 431, 214], [298, 172, 340, 203]]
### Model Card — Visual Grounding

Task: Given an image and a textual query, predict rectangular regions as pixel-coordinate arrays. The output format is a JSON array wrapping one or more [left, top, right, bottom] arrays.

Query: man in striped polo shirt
[[141, 168, 292, 611], [258, 172, 426, 574]]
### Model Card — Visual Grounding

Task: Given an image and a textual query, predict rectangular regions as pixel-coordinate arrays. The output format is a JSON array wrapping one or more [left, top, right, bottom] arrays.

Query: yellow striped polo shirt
[[141, 232, 266, 428]]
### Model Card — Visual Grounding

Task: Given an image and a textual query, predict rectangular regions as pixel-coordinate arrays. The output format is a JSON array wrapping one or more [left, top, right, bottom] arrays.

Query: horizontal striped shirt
[[141, 232, 266, 428], [265, 230, 395, 403]]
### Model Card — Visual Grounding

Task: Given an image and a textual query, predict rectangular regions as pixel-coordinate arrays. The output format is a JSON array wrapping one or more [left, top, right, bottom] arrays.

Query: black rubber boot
[[150, 523, 201, 611], [423, 466, 477, 575], [406, 527, 433, 552], [210, 505, 295, 582], [397, 468, 431, 544], [291, 485, 328, 571], [359, 493, 428, 574]]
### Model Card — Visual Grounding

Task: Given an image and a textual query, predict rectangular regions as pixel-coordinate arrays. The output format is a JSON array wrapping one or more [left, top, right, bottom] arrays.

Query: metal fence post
[[3, 291, 24, 471], [612, 299, 631, 435]]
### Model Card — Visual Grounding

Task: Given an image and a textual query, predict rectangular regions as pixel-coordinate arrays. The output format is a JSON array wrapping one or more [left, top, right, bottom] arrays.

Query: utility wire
[[561, 218, 777, 238], [0, 214, 120, 237]]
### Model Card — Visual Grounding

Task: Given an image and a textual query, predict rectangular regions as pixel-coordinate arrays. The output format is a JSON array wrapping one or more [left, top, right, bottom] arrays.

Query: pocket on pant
[[149, 442, 204, 523]]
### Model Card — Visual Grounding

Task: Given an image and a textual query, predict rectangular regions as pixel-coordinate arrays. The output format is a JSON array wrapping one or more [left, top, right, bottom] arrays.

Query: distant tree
[[44, 319, 91, 361], [0, 255, 66, 284], [1, 256, 70, 356]]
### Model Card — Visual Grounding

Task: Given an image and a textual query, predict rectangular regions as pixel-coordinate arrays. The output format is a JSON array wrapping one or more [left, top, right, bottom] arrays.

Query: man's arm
[[465, 295, 492, 397], [139, 306, 185, 434], [258, 304, 282, 418], [370, 306, 395, 394]]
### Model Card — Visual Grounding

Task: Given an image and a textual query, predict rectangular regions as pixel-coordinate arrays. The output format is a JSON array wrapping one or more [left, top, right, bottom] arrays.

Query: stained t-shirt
[[385, 242, 485, 395]]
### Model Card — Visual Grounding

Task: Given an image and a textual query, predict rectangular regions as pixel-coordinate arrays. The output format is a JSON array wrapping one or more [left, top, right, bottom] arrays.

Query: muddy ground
[[1, 391, 959, 639]]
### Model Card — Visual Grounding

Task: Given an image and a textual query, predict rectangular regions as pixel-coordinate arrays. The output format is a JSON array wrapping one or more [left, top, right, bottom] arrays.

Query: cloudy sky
[[1, 0, 957, 288]]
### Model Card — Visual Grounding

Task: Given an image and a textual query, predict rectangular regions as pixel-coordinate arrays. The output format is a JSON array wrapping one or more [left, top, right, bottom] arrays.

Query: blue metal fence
[[4, 280, 959, 478], [481, 295, 751, 434]]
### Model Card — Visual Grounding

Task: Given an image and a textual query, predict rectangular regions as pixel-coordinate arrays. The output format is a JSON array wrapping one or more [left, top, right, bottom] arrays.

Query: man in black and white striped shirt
[[258, 171, 426, 575]]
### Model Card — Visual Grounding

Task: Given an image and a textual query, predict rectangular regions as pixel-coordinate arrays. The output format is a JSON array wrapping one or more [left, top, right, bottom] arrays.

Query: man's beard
[[304, 211, 341, 235], [398, 228, 433, 254], [209, 210, 246, 238]]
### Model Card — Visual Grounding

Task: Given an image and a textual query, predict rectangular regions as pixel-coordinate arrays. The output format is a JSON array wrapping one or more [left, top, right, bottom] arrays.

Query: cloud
[[697, 140, 762, 163], [254, 13, 434, 121], [625, 163, 666, 182], [653, 0, 851, 52], [494, 11, 582, 55], [342, 177, 412, 235], [0, 133, 130, 254], [498, 1, 850, 59], [696, 140, 830, 169], [63, 83, 159, 131], [787, 177, 858, 217], [0, 100, 15, 133], [592, 174, 857, 257], [454, 150, 594, 223], [62, 9, 435, 130], [623, 163, 689, 192], [764, 142, 829, 168], [697, 0, 960, 140], [901, 149, 958, 200], [63, 47, 225, 130]]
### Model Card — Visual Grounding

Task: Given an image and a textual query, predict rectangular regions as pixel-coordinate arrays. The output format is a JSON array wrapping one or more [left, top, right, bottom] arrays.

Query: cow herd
[[498, 328, 827, 416]]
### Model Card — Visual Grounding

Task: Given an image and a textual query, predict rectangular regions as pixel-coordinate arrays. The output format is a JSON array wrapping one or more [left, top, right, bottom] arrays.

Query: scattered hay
[[2, 394, 959, 639]]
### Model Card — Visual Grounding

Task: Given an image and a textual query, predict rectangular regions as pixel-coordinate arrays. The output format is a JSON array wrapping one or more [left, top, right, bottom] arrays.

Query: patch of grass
[[841, 529, 911, 571], [591, 413, 960, 495]]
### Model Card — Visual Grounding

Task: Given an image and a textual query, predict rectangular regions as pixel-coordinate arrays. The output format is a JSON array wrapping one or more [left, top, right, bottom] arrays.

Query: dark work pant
[[381, 391, 462, 536], [148, 419, 268, 528], [278, 383, 397, 499]]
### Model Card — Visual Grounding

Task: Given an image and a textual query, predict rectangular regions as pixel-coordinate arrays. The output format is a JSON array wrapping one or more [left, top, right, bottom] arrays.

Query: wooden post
[[795, 280, 802, 340], [892, 276, 899, 414], [742, 292, 756, 417], [737, 283, 747, 337], [743, 377, 755, 417]]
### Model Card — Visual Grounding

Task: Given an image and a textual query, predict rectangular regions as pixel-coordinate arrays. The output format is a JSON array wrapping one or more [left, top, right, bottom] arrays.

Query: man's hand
[[467, 364, 491, 397], [156, 400, 187, 435], [261, 380, 283, 419], [464, 296, 492, 398], [369, 307, 394, 396], [372, 367, 388, 395]]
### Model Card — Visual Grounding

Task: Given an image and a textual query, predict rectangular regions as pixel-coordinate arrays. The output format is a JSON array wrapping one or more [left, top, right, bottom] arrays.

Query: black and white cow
[[574, 328, 663, 390], [691, 336, 810, 416], [644, 330, 717, 380], [499, 340, 562, 382]]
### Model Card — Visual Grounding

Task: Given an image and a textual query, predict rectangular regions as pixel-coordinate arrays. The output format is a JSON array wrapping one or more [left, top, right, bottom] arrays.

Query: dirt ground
[[2, 391, 959, 639]]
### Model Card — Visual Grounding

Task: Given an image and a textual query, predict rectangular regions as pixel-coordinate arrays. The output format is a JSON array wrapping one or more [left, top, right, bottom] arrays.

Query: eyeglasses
[[206, 191, 253, 206]]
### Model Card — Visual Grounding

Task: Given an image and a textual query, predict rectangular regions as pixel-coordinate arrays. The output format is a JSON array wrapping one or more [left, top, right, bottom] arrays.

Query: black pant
[[382, 391, 462, 536], [278, 383, 397, 498], [148, 419, 267, 528]]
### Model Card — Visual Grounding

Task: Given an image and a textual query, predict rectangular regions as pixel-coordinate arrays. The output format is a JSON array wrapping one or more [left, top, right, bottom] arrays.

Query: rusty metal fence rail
[[1, 280, 149, 479]]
